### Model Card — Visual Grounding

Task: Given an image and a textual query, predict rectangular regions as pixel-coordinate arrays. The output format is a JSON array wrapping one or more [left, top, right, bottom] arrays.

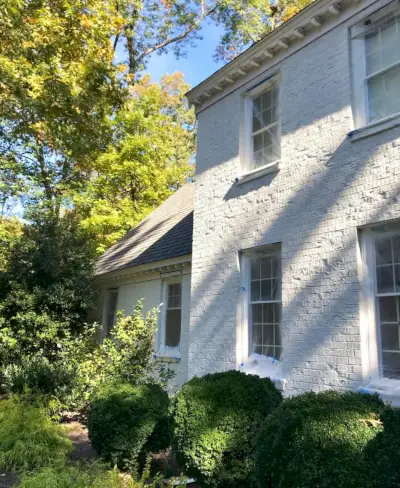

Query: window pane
[[396, 265, 400, 293], [263, 303, 274, 323], [263, 324, 274, 345], [253, 133, 263, 152], [261, 257, 272, 278], [377, 265, 394, 294], [165, 309, 181, 347], [251, 280, 260, 302], [382, 352, 400, 379], [381, 324, 399, 350], [376, 238, 393, 265], [366, 17, 400, 75], [251, 304, 263, 323], [367, 65, 400, 122], [261, 280, 272, 301], [261, 90, 272, 110], [393, 236, 400, 263], [168, 283, 181, 308], [251, 258, 260, 280], [379, 296, 398, 323]]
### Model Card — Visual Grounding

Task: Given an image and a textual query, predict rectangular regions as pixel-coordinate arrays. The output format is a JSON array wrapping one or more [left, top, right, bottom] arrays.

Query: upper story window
[[240, 75, 280, 179], [351, 3, 400, 129], [365, 15, 400, 123], [251, 82, 280, 170]]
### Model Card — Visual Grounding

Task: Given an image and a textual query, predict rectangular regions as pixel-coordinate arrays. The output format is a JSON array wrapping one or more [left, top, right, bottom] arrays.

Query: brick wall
[[189, 0, 400, 395]]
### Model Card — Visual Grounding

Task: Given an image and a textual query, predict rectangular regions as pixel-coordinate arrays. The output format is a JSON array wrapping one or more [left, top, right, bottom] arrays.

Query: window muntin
[[165, 283, 182, 347], [105, 288, 119, 335], [249, 251, 282, 359], [250, 81, 280, 171], [364, 14, 400, 123], [375, 234, 400, 378]]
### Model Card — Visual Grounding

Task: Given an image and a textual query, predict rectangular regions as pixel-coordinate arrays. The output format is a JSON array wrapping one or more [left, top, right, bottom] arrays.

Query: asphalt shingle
[[94, 183, 194, 276]]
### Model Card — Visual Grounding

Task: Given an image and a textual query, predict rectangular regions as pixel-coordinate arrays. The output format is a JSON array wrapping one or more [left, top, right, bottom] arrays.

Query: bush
[[88, 380, 170, 467], [0, 397, 71, 471], [255, 390, 384, 488], [4, 355, 75, 410], [365, 406, 400, 488], [171, 370, 282, 488]]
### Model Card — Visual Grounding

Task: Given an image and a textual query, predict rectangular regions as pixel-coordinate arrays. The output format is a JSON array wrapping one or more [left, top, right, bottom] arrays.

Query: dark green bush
[[171, 370, 282, 488], [4, 355, 75, 402], [255, 390, 384, 488], [88, 380, 170, 467], [365, 406, 400, 488]]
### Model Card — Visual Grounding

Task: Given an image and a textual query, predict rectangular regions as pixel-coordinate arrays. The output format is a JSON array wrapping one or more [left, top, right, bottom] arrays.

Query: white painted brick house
[[95, 0, 400, 401]]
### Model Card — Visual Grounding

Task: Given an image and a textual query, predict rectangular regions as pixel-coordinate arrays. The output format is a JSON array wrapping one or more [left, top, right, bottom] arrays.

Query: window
[[164, 282, 182, 347], [105, 288, 118, 335], [365, 15, 400, 123], [248, 247, 282, 359], [351, 4, 400, 129], [241, 76, 280, 176], [374, 234, 400, 378], [251, 81, 280, 170]]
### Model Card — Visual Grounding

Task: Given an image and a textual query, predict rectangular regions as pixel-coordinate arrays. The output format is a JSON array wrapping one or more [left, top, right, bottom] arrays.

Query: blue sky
[[144, 22, 225, 90]]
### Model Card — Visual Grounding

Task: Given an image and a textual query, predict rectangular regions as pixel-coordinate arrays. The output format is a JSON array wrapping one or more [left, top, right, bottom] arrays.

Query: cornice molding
[[187, 0, 360, 108], [93, 256, 192, 285]]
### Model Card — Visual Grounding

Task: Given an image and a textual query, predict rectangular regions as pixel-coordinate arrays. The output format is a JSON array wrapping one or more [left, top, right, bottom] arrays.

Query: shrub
[[365, 406, 400, 488], [4, 355, 75, 409], [0, 397, 71, 471], [171, 370, 283, 488], [88, 380, 170, 467], [255, 390, 384, 488]]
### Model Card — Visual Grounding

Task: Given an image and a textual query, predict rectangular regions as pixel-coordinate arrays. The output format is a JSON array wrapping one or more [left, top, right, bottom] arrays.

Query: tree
[[74, 72, 196, 253], [0, 0, 126, 220], [0, 213, 97, 362], [112, 0, 314, 71]]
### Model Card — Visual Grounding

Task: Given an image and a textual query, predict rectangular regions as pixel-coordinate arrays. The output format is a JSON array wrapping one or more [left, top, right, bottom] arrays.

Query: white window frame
[[239, 74, 281, 182], [239, 244, 282, 364], [159, 277, 183, 354], [350, 1, 400, 131], [360, 225, 400, 381]]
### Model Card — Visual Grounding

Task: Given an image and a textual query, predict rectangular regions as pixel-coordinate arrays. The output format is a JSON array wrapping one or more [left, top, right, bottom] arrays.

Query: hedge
[[172, 370, 282, 488], [255, 390, 385, 488]]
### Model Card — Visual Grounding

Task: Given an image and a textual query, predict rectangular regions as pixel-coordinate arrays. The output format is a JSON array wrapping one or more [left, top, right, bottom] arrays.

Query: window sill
[[348, 113, 400, 142], [153, 346, 181, 363], [237, 161, 280, 185], [239, 354, 285, 390], [359, 378, 400, 406]]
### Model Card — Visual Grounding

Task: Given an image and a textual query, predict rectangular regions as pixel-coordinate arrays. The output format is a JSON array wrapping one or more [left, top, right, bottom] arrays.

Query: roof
[[186, 0, 353, 108], [95, 183, 194, 276]]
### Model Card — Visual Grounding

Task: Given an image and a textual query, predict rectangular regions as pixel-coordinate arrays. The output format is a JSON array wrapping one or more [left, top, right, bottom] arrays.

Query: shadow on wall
[[189, 121, 400, 391]]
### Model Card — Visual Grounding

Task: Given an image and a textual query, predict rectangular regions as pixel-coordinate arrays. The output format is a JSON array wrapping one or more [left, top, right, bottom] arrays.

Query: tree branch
[[134, 3, 219, 67]]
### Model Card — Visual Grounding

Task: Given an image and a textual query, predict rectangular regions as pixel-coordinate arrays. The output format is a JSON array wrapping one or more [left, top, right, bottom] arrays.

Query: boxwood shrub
[[365, 406, 400, 488], [171, 370, 282, 488], [88, 380, 170, 467], [255, 390, 384, 488]]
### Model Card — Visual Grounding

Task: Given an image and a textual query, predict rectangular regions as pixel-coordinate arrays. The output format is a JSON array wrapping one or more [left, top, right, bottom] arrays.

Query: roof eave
[[186, 0, 353, 107]]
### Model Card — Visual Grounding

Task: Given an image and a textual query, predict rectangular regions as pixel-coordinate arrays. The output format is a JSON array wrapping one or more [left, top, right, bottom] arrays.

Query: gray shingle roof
[[94, 183, 194, 276]]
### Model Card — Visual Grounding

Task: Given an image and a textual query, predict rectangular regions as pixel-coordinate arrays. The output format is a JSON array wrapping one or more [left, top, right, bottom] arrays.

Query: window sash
[[248, 252, 282, 359], [363, 13, 400, 123], [106, 289, 118, 334], [373, 233, 400, 379], [164, 282, 182, 348]]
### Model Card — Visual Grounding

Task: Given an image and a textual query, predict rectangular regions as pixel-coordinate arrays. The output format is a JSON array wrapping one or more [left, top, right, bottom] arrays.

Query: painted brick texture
[[188, 0, 400, 396]]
